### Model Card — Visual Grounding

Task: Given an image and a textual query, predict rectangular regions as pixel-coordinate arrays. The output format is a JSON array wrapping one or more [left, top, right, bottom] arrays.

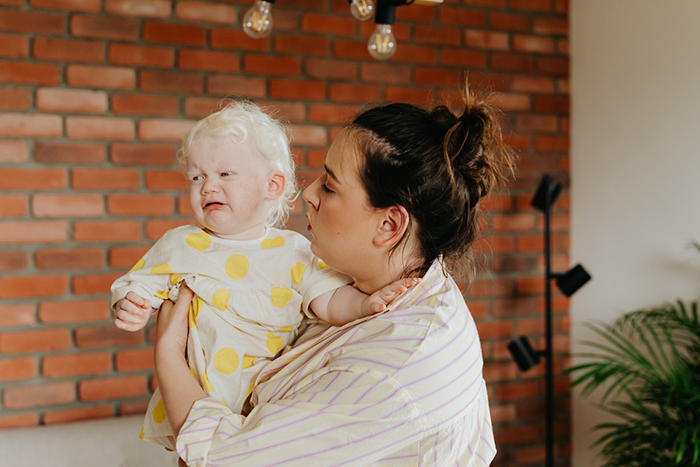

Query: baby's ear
[[266, 171, 286, 200]]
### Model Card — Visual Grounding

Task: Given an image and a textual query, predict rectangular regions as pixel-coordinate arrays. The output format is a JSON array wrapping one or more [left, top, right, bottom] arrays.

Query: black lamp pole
[[543, 174, 555, 467]]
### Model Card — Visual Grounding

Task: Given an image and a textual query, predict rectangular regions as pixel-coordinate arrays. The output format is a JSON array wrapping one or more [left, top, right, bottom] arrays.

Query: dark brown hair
[[350, 87, 516, 279]]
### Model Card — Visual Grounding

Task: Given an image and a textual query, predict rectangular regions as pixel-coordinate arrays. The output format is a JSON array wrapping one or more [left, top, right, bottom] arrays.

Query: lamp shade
[[555, 264, 592, 297], [508, 336, 541, 372], [531, 174, 562, 212]]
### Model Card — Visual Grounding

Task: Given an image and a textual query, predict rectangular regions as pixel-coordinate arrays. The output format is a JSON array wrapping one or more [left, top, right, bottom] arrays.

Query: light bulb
[[349, 0, 374, 21], [243, 0, 273, 39], [367, 24, 396, 61]]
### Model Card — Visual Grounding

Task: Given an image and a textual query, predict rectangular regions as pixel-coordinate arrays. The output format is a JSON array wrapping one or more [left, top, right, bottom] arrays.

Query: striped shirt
[[176, 259, 495, 466]]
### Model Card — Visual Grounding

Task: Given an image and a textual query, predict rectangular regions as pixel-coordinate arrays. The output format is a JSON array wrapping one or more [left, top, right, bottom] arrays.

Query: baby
[[110, 100, 414, 450]]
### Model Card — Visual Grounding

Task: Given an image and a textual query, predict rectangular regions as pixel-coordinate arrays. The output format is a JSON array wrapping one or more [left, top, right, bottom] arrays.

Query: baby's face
[[185, 135, 274, 240]]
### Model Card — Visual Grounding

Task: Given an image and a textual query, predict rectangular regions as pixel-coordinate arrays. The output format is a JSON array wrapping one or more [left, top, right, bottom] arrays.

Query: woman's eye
[[321, 183, 333, 194]]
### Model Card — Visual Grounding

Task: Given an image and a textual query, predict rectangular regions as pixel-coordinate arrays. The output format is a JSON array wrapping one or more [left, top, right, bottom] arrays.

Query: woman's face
[[302, 129, 381, 277]]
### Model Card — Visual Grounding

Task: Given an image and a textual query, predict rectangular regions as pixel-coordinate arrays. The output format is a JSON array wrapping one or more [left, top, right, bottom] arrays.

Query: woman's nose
[[302, 177, 320, 209]]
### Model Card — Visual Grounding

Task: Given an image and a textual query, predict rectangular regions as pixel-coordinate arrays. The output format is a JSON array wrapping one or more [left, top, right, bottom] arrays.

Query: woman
[[154, 88, 515, 466]]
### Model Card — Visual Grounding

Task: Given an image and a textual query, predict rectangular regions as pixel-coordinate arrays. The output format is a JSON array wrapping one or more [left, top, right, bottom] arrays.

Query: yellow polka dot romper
[[110, 225, 351, 449]]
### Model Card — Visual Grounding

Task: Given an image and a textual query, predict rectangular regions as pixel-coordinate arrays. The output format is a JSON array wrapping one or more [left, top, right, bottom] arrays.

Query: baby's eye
[[190, 175, 204, 182], [220, 172, 233, 177]]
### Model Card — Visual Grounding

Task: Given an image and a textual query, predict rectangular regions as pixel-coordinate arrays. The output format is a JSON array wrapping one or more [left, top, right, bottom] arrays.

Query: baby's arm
[[114, 291, 153, 332], [310, 278, 419, 326]]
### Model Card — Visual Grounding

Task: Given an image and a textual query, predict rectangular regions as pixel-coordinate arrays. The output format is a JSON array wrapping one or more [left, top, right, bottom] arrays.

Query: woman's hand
[[154, 284, 193, 361]]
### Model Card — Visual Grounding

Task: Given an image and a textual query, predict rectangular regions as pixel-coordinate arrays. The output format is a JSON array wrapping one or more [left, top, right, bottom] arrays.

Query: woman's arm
[[153, 285, 207, 436]]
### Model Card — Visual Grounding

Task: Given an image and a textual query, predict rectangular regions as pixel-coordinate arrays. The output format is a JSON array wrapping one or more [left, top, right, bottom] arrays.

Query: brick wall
[[0, 0, 570, 465]]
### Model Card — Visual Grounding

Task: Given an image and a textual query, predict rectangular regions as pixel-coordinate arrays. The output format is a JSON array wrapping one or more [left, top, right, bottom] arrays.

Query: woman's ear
[[266, 171, 286, 200], [374, 205, 410, 248]]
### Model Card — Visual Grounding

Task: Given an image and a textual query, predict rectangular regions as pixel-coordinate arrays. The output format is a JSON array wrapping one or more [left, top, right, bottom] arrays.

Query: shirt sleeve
[[175, 367, 424, 467]]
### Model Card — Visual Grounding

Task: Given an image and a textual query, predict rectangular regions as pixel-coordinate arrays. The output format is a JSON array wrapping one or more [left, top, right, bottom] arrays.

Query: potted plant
[[568, 246, 700, 466]]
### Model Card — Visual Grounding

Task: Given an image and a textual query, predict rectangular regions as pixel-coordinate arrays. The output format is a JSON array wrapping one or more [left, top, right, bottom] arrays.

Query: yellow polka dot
[[150, 263, 172, 275], [291, 263, 305, 285], [212, 289, 229, 311], [186, 231, 212, 252], [318, 260, 328, 269], [242, 355, 255, 369], [213, 347, 239, 375], [221, 399, 229, 408], [271, 287, 293, 308], [139, 426, 145, 439], [156, 290, 169, 300], [279, 326, 294, 332], [202, 370, 214, 392], [225, 254, 249, 280], [169, 274, 181, 286], [246, 384, 255, 397], [152, 399, 166, 424], [266, 333, 284, 355], [190, 366, 197, 380], [129, 258, 145, 273], [261, 236, 285, 249], [189, 295, 203, 329]]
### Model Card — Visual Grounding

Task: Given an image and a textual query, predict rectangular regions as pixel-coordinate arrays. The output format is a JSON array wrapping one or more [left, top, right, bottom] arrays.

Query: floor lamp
[[508, 174, 591, 467]]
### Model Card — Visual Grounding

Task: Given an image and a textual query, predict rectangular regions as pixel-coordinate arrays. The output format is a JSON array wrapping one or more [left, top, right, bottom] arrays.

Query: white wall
[[570, 1, 700, 465]]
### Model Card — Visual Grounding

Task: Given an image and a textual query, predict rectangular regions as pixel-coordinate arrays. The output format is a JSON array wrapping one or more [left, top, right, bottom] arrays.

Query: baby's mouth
[[204, 202, 225, 210]]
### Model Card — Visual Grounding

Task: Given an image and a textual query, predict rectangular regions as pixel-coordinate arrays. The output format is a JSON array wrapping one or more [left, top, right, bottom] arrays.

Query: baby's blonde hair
[[178, 99, 296, 228]]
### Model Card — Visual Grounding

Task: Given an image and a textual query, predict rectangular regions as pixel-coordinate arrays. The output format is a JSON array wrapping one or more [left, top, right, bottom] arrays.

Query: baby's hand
[[114, 291, 152, 332], [362, 277, 421, 316]]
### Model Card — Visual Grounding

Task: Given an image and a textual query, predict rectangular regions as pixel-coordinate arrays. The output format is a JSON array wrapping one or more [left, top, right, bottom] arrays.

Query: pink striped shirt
[[176, 260, 495, 466]]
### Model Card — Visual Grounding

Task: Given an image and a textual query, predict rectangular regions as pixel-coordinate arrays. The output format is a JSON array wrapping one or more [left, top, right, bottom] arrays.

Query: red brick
[[43, 352, 111, 378], [30, 0, 101, 11], [116, 348, 154, 371], [302, 13, 354, 35], [107, 194, 174, 215], [145, 170, 187, 190], [66, 117, 135, 141], [207, 75, 266, 97], [0, 304, 35, 328], [43, 404, 113, 425], [175, 1, 236, 24], [288, 124, 327, 146], [274, 34, 329, 56], [359, 19, 408, 40], [35, 142, 106, 164], [143, 21, 206, 46], [105, 0, 171, 17], [0, 413, 38, 429], [75, 327, 142, 349], [308, 104, 358, 124], [111, 94, 178, 117], [0, 221, 67, 244], [306, 59, 357, 80], [413, 67, 460, 87], [79, 375, 147, 401], [534, 16, 568, 35], [36, 88, 107, 114], [39, 298, 110, 323], [35, 248, 104, 270], [0, 113, 62, 137], [109, 245, 149, 268], [243, 55, 301, 76], [33, 37, 104, 63], [73, 272, 122, 295], [537, 57, 569, 75], [496, 380, 541, 402], [467, 72, 509, 91], [140, 70, 202, 94], [466, 277, 514, 297], [360, 63, 410, 85], [329, 83, 381, 103], [138, 119, 196, 142], [0, 10, 65, 34], [510, 0, 551, 11], [119, 400, 149, 415], [73, 220, 141, 242], [517, 115, 558, 133], [534, 96, 569, 113], [517, 276, 545, 294], [535, 135, 569, 152], [516, 445, 546, 464], [476, 320, 514, 339], [72, 167, 140, 190], [472, 236, 514, 255], [438, 7, 484, 26], [184, 97, 222, 118], [146, 219, 190, 240], [0, 61, 60, 87], [178, 50, 240, 73], [32, 194, 103, 218], [270, 79, 326, 100], [385, 87, 433, 104], [0, 89, 30, 112], [3, 381, 75, 409], [391, 43, 437, 65], [414, 25, 461, 46], [109, 43, 174, 68], [514, 35, 554, 54], [489, 12, 531, 31], [490, 93, 531, 111], [71, 15, 139, 40], [0, 168, 65, 190], [67, 64, 135, 89], [211, 29, 270, 52], [0, 195, 27, 217], [512, 75, 555, 94], [0, 33, 28, 58], [492, 52, 533, 71], [0, 328, 71, 353], [111, 143, 176, 166], [0, 356, 36, 381], [441, 49, 486, 68]]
